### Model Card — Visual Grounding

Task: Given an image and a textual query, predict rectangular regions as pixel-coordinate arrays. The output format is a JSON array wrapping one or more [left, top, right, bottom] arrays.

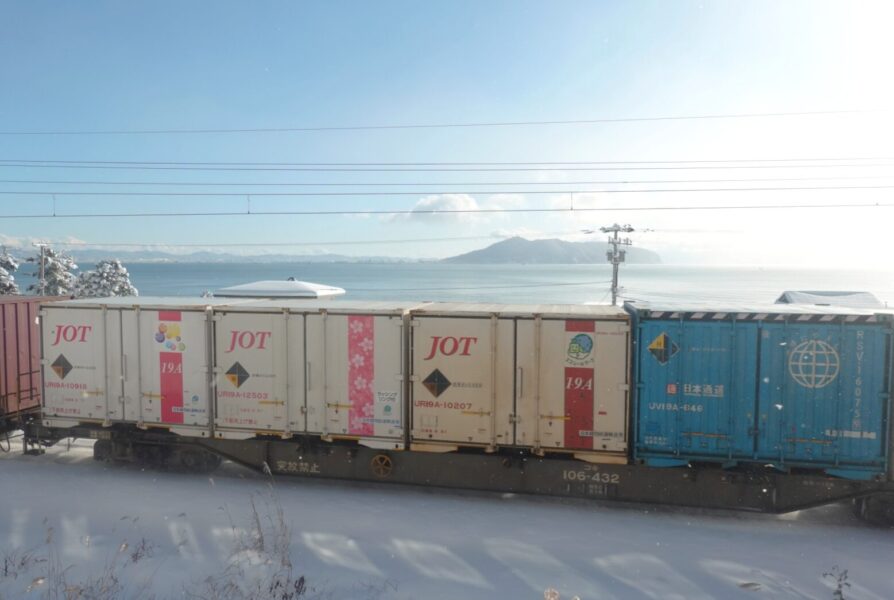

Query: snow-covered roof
[[214, 280, 346, 299], [774, 290, 884, 308]]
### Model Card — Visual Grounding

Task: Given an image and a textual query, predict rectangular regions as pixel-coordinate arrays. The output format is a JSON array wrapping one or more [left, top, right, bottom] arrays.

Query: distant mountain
[[442, 237, 661, 264]]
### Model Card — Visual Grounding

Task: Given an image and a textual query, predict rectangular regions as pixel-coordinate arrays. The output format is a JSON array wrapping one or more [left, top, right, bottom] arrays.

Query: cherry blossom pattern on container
[[348, 315, 375, 436]]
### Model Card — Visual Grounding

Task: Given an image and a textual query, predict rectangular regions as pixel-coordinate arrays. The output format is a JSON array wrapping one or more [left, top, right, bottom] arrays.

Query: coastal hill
[[442, 236, 661, 264]]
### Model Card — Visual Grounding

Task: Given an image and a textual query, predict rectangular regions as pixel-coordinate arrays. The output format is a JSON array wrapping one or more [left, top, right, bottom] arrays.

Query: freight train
[[3, 294, 893, 524]]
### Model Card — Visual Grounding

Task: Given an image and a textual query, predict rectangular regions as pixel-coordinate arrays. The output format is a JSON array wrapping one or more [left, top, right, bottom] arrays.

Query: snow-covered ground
[[1, 438, 892, 599]]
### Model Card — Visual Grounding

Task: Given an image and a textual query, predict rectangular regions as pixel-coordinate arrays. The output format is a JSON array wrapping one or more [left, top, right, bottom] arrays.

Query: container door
[[517, 318, 629, 453], [757, 322, 888, 468], [636, 320, 758, 460], [411, 316, 499, 446], [42, 308, 112, 421], [1, 299, 42, 415], [306, 313, 404, 440], [214, 312, 303, 434], [137, 309, 210, 428], [120, 309, 140, 422]]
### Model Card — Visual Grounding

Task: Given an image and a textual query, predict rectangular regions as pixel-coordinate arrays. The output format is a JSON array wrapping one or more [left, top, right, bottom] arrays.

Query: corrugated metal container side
[[409, 310, 515, 449], [41, 298, 242, 435], [213, 301, 423, 449], [212, 309, 304, 438], [2, 297, 64, 425], [409, 303, 630, 459], [627, 302, 893, 479]]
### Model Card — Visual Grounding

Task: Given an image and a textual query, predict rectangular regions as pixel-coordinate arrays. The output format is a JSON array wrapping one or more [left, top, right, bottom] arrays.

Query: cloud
[[0, 234, 87, 252], [392, 193, 481, 222], [395, 193, 527, 223]]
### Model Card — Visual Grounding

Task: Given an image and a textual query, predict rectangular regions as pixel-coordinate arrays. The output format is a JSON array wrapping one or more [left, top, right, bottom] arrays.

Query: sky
[[0, 0, 892, 265]]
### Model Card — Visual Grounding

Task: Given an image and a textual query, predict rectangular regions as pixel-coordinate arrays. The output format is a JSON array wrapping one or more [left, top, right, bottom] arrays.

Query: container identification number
[[562, 470, 619, 484]]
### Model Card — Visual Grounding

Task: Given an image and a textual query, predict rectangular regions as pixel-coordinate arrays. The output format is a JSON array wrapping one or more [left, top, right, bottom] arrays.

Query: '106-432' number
[[562, 470, 619, 484]]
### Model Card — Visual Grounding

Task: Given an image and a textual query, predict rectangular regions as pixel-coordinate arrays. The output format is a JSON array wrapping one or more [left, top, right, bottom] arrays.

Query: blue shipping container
[[626, 303, 893, 480]]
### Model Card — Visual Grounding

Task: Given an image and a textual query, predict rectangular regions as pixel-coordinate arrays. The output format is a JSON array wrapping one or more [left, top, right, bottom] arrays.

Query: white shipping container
[[305, 302, 416, 448], [212, 309, 304, 437], [42, 298, 239, 434], [515, 309, 629, 456], [409, 307, 515, 449], [409, 304, 630, 458], [42, 306, 117, 423], [211, 301, 419, 448]]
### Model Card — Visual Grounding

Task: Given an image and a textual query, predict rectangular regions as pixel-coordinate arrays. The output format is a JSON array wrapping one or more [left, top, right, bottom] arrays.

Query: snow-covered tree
[[27, 247, 78, 296], [0, 247, 19, 295], [74, 259, 138, 298]]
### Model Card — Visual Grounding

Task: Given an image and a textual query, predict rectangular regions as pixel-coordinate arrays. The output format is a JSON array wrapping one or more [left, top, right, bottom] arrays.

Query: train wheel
[[853, 494, 894, 527], [370, 454, 393, 479], [172, 447, 220, 473], [93, 439, 113, 462]]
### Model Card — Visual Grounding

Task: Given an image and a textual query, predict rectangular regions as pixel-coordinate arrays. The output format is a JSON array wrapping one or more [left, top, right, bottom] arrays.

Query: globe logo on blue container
[[788, 339, 840, 389], [567, 334, 593, 360]]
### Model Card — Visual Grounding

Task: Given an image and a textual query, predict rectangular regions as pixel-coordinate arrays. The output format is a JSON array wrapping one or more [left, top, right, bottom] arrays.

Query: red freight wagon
[[1, 297, 64, 432]]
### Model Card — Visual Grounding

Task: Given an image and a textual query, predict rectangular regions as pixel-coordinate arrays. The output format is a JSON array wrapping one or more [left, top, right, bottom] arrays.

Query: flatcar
[[6, 295, 894, 524]]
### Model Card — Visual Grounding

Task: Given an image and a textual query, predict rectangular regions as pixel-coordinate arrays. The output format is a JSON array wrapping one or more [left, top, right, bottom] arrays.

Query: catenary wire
[[40, 228, 729, 249], [1, 156, 892, 166], [0, 201, 890, 219], [0, 108, 881, 135], [49, 232, 582, 248], [349, 280, 614, 292], [2, 174, 893, 187], [2, 184, 892, 197], [0, 163, 892, 172]]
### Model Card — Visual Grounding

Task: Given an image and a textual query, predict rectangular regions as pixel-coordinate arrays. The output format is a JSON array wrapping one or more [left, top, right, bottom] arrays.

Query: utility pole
[[33, 242, 47, 296], [600, 224, 634, 306]]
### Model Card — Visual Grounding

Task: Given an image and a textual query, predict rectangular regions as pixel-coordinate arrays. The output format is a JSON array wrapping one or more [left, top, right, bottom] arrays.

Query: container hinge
[[508, 414, 520, 424], [618, 383, 630, 392], [409, 320, 421, 327], [408, 375, 420, 382], [212, 315, 223, 322]]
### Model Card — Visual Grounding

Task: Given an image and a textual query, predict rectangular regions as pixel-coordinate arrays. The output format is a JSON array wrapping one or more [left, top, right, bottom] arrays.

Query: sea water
[[119, 262, 894, 306]]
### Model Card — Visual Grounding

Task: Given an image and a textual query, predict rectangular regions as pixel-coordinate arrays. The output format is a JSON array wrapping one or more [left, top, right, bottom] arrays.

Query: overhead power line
[[350, 280, 615, 292], [1, 184, 892, 197], [0, 201, 889, 219], [1, 156, 891, 166], [49, 231, 581, 248], [34, 228, 727, 249], [0, 162, 891, 173], [1, 174, 893, 187], [0, 109, 881, 136]]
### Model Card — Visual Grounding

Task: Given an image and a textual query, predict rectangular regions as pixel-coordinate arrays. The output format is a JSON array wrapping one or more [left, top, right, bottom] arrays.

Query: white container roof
[[44, 296, 252, 309], [214, 280, 346, 298], [410, 302, 629, 319], [775, 290, 884, 308], [216, 299, 430, 315]]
